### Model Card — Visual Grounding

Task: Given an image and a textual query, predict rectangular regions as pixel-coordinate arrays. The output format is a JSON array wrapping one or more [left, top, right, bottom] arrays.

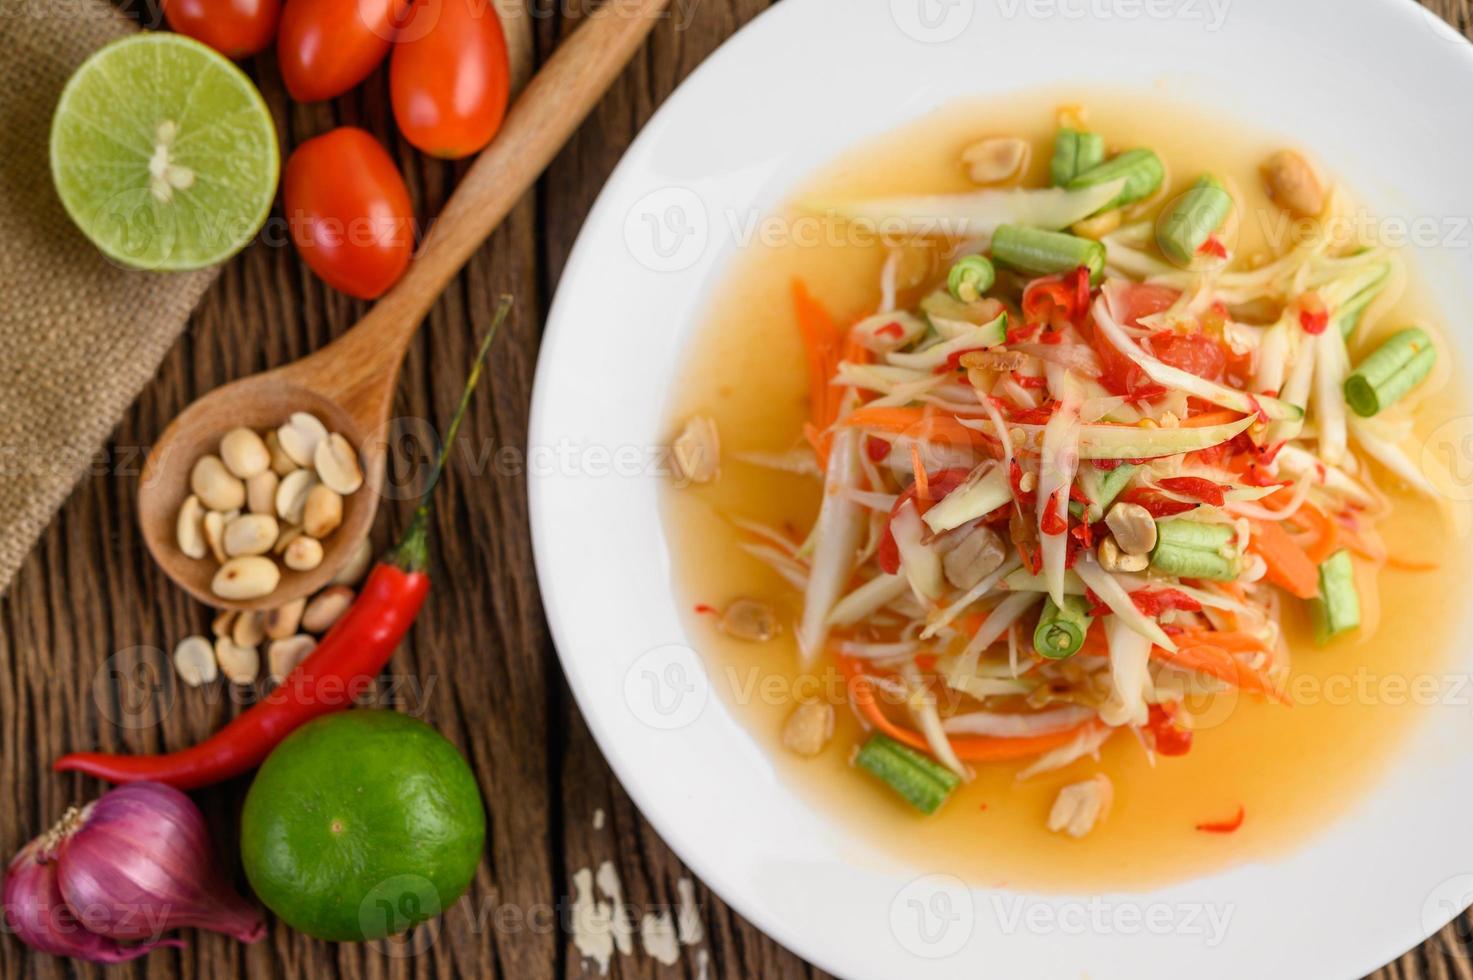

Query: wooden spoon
[[140, 0, 672, 611]]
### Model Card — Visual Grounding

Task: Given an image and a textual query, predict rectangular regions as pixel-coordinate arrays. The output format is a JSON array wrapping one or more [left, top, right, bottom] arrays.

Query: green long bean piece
[[1066, 148, 1165, 212], [855, 734, 959, 815], [1334, 263, 1390, 339], [1309, 549, 1361, 644], [1081, 463, 1139, 522], [991, 224, 1107, 284], [946, 254, 996, 303], [1034, 594, 1095, 660], [1344, 328, 1436, 417], [1156, 175, 1232, 266], [1150, 520, 1239, 580], [1050, 128, 1107, 186]]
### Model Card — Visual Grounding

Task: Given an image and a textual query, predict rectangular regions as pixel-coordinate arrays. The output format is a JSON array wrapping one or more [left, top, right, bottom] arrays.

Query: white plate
[[529, 2, 1473, 976]]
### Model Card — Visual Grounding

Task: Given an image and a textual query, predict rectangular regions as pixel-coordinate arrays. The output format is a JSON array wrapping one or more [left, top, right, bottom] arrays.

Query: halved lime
[[50, 33, 279, 271]]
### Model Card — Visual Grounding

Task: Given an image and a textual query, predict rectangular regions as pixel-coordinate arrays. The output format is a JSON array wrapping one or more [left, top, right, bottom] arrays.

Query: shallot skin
[[2, 836, 185, 963], [54, 782, 265, 944]]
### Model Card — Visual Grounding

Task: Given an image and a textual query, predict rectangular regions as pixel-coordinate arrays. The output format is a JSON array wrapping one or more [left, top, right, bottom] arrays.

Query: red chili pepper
[[53, 300, 512, 790], [939, 347, 987, 374], [1004, 321, 1041, 345], [1195, 805, 1246, 834], [1012, 371, 1048, 389], [866, 436, 892, 462], [1009, 403, 1058, 425], [693, 603, 719, 616], [1146, 704, 1193, 757], [877, 467, 973, 574], [1118, 488, 1176, 514], [1083, 587, 1110, 618], [1069, 266, 1091, 316], [1156, 476, 1227, 507], [1119, 487, 1199, 518], [878, 321, 905, 339], [1129, 588, 1203, 617], [1040, 494, 1067, 536], [1197, 234, 1228, 260]]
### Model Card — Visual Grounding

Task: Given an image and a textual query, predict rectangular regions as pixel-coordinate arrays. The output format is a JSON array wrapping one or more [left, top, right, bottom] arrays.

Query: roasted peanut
[[1261, 150, 1324, 218], [212, 556, 281, 600], [283, 535, 324, 572], [190, 454, 245, 512], [672, 415, 720, 485], [220, 427, 271, 479], [275, 469, 317, 525], [214, 636, 260, 685], [717, 597, 779, 642], [267, 635, 316, 682], [1104, 502, 1158, 556], [173, 635, 217, 687], [223, 513, 279, 557], [176, 495, 207, 560], [314, 433, 363, 495], [246, 470, 279, 516], [962, 136, 1029, 185], [781, 702, 834, 757], [277, 411, 328, 468], [302, 586, 354, 634], [263, 597, 306, 640], [302, 485, 343, 538]]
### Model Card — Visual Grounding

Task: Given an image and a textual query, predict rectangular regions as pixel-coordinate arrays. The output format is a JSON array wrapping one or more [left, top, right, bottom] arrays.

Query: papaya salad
[[689, 114, 1450, 832]]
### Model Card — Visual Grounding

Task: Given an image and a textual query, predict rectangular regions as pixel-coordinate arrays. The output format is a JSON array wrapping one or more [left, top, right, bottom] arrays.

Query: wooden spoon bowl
[[138, 0, 672, 611], [138, 359, 388, 611]]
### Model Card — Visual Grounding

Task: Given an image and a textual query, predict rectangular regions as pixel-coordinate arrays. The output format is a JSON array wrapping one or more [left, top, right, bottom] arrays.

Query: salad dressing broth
[[663, 93, 1471, 890]]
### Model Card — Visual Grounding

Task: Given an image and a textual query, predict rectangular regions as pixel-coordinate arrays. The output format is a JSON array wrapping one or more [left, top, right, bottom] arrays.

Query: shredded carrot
[[1154, 643, 1289, 704], [910, 444, 930, 502], [843, 406, 995, 451], [1179, 410, 1247, 429], [792, 279, 842, 432], [836, 655, 1094, 762], [1384, 555, 1441, 572], [1285, 501, 1338, 564], [1195, 805, 1246, 834], [1171, 629, 1268, 654], [1247, 519, 1320, 599]]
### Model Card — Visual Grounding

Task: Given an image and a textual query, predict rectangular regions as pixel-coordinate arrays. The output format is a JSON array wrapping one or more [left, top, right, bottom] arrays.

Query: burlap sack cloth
[[0, 0, 218, 591]]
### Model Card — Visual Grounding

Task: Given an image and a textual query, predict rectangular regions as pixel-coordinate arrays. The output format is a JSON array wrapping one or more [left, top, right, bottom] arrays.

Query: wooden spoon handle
[[323, 0, 673, 376]]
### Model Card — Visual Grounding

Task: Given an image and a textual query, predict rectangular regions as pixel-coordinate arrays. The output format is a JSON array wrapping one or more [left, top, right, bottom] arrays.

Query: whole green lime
[[240, 711, 485, 942]]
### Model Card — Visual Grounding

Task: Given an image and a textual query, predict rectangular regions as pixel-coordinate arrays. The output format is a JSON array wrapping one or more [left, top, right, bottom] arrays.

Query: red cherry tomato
[[277, 0, 410, 102], [390, 0, 511, 158], [163, 0, 280, 58], [283, 128, 414, 300], [1088, 283, 1184, 398], [1149, 331, 1227, 382]]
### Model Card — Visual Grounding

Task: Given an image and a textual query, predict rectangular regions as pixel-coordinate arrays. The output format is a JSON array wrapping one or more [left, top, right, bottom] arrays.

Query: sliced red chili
[[1156, 476, 1227, 507], [1195, 805, 1246, 834], [1012, 371, 1048, 389], [1146, 703, 1194, 757], [1040, 494, 1068, 536], [1119, 487, 1199, 518], [877, 467, 974, 574], [1197, 234, 1228, 260], [1129, 588, 1203, 617]]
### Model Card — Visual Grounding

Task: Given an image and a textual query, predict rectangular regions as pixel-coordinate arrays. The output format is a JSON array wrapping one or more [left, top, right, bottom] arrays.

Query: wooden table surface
[[3, 1, 1472, 978]]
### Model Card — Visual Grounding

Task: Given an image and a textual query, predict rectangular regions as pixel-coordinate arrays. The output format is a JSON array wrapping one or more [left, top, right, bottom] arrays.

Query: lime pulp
[[49, 32, 279, 271]]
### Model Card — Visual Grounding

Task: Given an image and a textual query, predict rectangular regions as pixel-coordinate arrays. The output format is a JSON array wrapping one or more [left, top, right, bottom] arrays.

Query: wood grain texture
[[1, 1, 1470, 978]]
